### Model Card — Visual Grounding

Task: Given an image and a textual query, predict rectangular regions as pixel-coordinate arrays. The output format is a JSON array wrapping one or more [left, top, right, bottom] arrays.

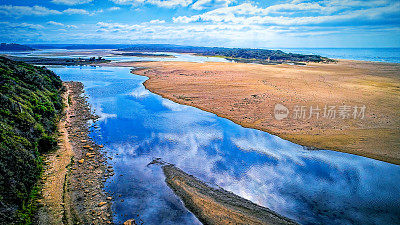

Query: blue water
[[279, 48, 400, 63], [50, 65, 400, 225]]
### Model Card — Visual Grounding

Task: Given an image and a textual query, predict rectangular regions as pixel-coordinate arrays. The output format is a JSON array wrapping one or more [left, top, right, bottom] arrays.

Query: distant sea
[[277, 48, 400, 63]]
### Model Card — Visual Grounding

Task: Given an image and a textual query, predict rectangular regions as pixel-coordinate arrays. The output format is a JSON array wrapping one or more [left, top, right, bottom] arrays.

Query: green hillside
[[0, 57, 64, 224]]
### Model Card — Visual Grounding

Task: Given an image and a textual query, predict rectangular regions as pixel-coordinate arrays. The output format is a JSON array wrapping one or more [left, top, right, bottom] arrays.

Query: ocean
[[277, 48, 400, 63]]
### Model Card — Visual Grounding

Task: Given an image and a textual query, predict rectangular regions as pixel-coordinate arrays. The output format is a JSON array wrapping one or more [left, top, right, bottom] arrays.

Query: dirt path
[[36, 85, 74, 224], [35, 82, 113, 224]]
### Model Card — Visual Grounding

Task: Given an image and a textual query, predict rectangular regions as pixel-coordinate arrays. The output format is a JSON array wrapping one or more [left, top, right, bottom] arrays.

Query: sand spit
[[103, 60, 400, 165], [160, 162, 298, 225], [35, 82, 113, 224]]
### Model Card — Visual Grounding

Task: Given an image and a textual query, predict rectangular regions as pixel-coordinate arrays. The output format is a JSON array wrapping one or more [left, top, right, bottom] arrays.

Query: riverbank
[[104, 59, 400, 165], [35, 82, 113, 224], [156, 161, 298, 225]]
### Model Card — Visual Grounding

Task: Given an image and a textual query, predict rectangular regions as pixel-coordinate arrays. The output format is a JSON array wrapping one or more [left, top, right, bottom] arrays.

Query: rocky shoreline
[[36, 81, 114, 224]]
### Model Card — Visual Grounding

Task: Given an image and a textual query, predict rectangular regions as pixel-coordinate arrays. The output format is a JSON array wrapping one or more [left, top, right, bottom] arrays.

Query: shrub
[[38, 135, 57, 154]]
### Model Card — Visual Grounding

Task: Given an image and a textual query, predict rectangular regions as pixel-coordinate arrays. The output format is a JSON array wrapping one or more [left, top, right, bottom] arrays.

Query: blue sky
[[0, 0, 399, 48]]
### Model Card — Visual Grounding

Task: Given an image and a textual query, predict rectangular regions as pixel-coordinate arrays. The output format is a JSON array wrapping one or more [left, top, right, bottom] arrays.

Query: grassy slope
[[0, 57, 64, 224]]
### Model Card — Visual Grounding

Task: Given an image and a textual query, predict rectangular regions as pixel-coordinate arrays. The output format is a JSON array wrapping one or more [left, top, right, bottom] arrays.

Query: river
[[49, 63, 400, 225]]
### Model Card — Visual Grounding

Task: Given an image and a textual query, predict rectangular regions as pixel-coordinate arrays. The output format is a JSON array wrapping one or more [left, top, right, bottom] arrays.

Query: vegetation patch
[[0, 56, 64, 224]]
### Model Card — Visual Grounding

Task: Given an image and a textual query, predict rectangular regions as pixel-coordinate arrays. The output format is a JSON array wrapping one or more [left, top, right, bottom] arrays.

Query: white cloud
[[63, 8, 90, 15], [51, 0, 93, 5], [0, 5, 61, 16], [0, 21, 44, 30], [173, 1, 400, 25], [93, 21, 285, 46], [47, 21, 64, 26], [96, 22, 145, 32], [191, 0, 234, 10], [0, 5, 93, 16], [263, 2, 325, 13], [110, 0, 192, 8], [107, 6, 121, 11], [149, 19, 166, 24], [149, 0, 192, 8], [111, 0, 138, 4], [47, 21, 78, 28]]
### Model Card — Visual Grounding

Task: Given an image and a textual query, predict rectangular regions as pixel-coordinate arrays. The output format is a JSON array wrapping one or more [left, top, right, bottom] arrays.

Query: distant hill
[[27, 43, 130, 50], [117, 44, 333, 63], [0, 56, 63, 223], [0, 43, 35, 51]]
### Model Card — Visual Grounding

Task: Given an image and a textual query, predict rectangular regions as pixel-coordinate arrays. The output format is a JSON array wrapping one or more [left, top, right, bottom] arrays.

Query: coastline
[[36, 82, 113, 224], [99, 59, 400, 165]]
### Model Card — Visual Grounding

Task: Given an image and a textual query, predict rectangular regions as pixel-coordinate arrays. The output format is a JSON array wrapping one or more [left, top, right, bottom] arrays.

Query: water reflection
[[51, 66, 400, 225]]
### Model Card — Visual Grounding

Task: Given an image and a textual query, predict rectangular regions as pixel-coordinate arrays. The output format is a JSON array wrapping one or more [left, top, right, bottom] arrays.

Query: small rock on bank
[[123, 219, 137, 225]]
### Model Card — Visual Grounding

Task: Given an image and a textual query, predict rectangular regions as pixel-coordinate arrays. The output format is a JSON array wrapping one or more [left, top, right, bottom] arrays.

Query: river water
[[49, 63, 400, 225]]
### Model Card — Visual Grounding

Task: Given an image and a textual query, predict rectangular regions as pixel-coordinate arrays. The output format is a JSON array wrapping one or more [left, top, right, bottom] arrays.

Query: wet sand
[[103, 59, 400, 165], [159, 162, 298, 225], [36, 82, 113, 224]]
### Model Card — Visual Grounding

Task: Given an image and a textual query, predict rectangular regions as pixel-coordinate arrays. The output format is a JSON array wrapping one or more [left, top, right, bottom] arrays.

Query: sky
[[0, 0, 399, 48]]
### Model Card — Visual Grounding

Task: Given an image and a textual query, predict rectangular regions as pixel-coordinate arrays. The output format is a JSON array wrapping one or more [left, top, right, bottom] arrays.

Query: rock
[[98, 202, 107, 207], [99, 144, 104, 148], [123, 219, 136, 225]]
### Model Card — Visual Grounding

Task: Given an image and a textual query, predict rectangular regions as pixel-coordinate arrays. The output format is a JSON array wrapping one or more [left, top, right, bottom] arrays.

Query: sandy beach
[[103, 59, 400, 165]]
